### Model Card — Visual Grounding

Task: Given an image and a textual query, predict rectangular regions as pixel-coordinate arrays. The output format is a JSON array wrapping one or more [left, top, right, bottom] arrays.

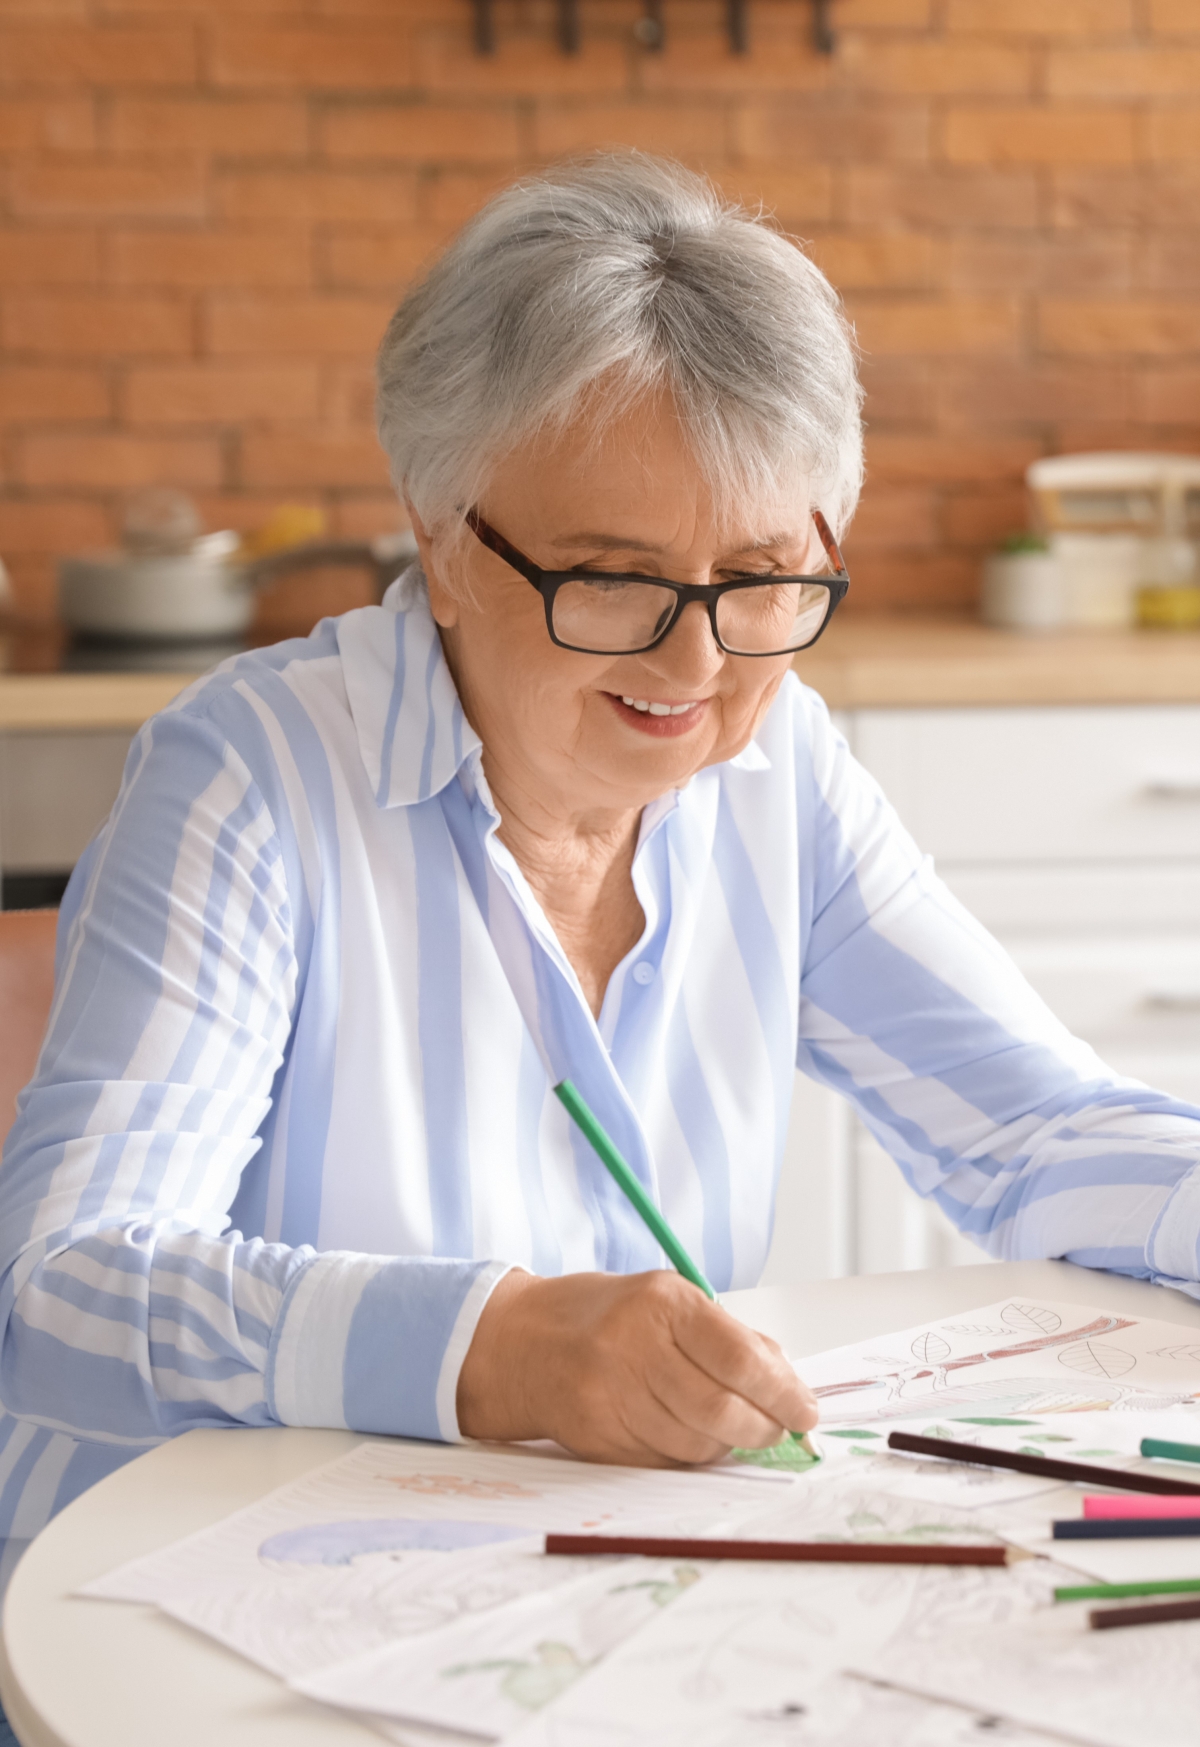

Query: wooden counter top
[[2, 618, 1199, 731]]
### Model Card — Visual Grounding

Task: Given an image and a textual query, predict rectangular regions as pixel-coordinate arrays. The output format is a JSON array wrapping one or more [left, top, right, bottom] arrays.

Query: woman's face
[[413, 392, 819, 822]]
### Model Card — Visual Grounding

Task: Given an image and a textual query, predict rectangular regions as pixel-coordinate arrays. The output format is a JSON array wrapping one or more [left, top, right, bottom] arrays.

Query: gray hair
[[376, 153, 863, 556]]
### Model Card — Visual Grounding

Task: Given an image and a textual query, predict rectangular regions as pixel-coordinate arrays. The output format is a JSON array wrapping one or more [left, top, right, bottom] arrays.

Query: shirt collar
[[337, 563, 770, 810]]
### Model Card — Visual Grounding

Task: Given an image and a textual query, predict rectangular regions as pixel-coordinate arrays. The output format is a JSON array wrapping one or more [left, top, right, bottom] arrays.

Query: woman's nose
[[645, 599, 725, 688]]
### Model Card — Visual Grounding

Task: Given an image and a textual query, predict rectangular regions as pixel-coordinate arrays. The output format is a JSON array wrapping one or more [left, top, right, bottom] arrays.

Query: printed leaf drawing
[[911, 1334, 952, 1364], [1150, 1346, 1200, 1365], [1001, 1304, 1063, 1335], [1057, 1342, 1137, 1380]]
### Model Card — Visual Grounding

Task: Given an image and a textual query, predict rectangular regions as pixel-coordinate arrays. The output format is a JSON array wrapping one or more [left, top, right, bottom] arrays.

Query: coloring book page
[[293, 1555, 704, 1738], [798, 1297, 1200, 1424], [501, 1554, 1080, 1747], [857, 1597, 1200, 1747]]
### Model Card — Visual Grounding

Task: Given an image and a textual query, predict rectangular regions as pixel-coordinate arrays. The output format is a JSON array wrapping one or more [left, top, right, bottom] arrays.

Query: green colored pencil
[[1142, 1436, 1200, 1466], [552, 1078, 819, 1466], [1056, 1579, 1200, 1603], [553, 1079, 716, 1299]]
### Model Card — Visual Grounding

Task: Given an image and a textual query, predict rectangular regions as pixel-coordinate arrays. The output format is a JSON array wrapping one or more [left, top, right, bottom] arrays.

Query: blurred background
[[0, 0, 1197, 626], [2, 0, 1199, 1279]]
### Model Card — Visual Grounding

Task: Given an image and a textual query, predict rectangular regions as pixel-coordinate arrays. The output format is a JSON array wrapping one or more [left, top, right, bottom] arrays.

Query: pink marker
[[1084, 1494, 1200, 1520]]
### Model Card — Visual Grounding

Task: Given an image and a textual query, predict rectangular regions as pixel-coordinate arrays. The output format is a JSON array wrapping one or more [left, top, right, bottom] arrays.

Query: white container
[[59, 550, 256, 641], [980, 550, 1065, 631], [1049, 532, 1144, 629]]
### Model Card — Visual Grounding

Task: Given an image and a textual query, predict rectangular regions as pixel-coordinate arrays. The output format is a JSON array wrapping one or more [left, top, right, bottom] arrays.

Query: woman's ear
[[404, 498, 459, 629]]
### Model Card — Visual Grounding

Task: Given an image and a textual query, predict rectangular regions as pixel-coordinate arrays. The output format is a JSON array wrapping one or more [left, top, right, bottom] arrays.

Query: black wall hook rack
[[471, 2, 836, 58]]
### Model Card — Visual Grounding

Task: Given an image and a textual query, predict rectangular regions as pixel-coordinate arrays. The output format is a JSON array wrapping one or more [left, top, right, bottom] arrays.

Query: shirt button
[[632, 962, 655, 985]]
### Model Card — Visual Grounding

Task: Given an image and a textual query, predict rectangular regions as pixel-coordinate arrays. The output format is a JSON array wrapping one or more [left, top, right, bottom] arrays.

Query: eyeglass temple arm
[[812, 510, 847, 577], [465, 509, 541, 586]]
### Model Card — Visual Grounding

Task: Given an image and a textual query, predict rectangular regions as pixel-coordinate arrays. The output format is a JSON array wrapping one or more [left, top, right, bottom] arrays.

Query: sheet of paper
[[81, 1438, 777, 1693], [799, 1297, 1200, 1425], [500, 1555, 1078, 1747], [293, 1555, 705, 1738], [857, 1598, 1200, 1747]]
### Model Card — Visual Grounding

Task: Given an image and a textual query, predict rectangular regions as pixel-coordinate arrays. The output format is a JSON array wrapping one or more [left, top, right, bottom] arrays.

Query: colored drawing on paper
[[730, 1431, 821, 1473], [259, 1519, 532, 1567]]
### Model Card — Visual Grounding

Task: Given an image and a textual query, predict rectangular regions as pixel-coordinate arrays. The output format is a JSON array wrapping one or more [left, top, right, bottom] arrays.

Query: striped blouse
[[2, 566, 1199, 1579]]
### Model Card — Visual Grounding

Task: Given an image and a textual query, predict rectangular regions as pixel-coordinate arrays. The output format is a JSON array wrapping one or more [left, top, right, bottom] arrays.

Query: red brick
[[841, 38, 1031, 96], [332, 494, 408, 540], [0, 366, 108, 423], [1146, 110, 1200, 161], [939, 487, 1030, 545], [850, 297, 1021, 356], [239, 432, 389, 489], [16, 433, 223, 490], [319, 228, 444, 290], [532, 102, 724, 160], [4, 294, 191, 357], [124, 363, 320, 425], [935, 360, 1134, 424], [320, 104, 521, 163], [319, 365, 376, 430], [635, 33, 833, 95], [844, 166, 1039, 228], [109, 229, 310, 290], [1048, 170, 1195, 227], [250, 562, 377, 634], [0, 499, 112, 556], [415, 30, 628, 98], [947, 0, 1133, 31], [835, 549, 980, 613], [1148, 0, 1200, 28], [0, 96, 94, 151], [948, 232, 1132, 292], [1047, 47, 1200, 96], [808, 231, 941, 292], [0, 228, 99, 285], [857, 357, 937, 425], [713, 165, 834, 226], [1039, 299, 1200, 355], [421, 168, 526, 229], [943, 106, 1137, 165], [1142, 232, 1200, 292], [843, 486, 937, 550], [736, 100, 931, 164], [210, 24, 415, 91], [11, 159, 205, 220], [1135, 370, 1200, 423], [108, 96, 307, 154], [217, 169, 417, 226], [0, 23, 196, 84], [835, 0, 932, 20], [207, 295, 393, 357], [865, 433, 1043, 485]]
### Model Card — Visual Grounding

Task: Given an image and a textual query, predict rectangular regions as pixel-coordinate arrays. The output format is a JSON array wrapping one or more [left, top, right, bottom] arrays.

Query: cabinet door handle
[[1144, 992, 1200, 1012], [1143, 779, 1200, 801]]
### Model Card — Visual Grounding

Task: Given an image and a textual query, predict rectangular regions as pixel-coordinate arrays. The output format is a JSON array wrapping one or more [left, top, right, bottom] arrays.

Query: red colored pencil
[[543, 1533, 1013, 1566]]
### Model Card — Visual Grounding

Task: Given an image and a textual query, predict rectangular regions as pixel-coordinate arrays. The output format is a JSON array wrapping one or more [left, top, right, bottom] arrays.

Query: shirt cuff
[[267, 1252, 512, 1442], [1146, 1161, 1200, 1285]]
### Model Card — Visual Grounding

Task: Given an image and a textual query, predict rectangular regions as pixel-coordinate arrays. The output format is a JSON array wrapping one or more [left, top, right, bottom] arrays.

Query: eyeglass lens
[[550, 574, 834, 655]]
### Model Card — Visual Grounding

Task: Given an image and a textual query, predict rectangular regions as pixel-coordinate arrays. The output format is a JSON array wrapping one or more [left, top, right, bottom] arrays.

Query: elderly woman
[[3, 154, 1200, 1575]]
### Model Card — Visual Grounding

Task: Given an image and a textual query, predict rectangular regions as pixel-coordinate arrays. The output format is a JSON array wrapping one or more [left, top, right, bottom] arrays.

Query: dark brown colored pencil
[[1090, 1596, 1200, 1630], [887, 1431, 1200, 1496], [543, 1533, 1011, 1565]]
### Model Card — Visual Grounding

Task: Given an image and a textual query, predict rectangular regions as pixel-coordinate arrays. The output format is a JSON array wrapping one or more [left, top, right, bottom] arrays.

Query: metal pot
[[58, 532, 417, 643]]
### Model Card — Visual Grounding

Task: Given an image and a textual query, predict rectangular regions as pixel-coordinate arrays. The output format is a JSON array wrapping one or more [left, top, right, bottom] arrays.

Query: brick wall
[[1, 0, 1199, 623]]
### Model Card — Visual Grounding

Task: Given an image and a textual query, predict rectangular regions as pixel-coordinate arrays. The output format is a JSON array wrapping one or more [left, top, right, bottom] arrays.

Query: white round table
[[4, 1258, 1199, 1747]]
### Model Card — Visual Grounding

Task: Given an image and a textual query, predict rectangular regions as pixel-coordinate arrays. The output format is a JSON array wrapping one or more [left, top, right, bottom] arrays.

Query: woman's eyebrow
[[547, 530, 805, 557]]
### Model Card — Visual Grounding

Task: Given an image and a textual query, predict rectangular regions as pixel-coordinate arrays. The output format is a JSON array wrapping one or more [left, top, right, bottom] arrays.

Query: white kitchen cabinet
[[0, 730, 132, 876], [764, 704, 1200, 1287]]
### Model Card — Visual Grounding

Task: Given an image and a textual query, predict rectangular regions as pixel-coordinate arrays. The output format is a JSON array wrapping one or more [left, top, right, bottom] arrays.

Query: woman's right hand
[[455, 1268, 817, 1466]]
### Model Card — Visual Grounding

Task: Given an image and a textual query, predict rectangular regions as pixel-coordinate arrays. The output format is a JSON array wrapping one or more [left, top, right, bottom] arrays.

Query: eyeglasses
[[465, 507, 849, 657]]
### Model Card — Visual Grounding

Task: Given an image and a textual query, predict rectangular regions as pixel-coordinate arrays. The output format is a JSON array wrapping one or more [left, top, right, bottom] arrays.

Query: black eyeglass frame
[[465, 507, 850, 657]]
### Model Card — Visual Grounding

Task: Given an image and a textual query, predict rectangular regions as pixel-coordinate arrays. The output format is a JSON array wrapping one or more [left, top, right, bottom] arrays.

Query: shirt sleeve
[[794, 690, 1200, 1296], [0, 702, 507, 1449]]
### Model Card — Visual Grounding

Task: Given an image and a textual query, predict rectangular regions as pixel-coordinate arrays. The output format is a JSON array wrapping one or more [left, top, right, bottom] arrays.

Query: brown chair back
[[0, 910, 58, 1156]]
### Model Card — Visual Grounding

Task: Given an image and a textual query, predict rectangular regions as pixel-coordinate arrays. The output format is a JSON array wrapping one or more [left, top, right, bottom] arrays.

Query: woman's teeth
[[621, 698, 698, 717]]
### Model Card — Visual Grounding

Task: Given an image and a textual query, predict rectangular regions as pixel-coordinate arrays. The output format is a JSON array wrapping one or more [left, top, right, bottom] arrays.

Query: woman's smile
[[606, 693, 709, 736]]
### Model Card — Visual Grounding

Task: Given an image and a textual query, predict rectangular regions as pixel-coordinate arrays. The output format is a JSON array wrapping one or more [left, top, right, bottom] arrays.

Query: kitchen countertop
[[2, 616, 1199, 731]]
